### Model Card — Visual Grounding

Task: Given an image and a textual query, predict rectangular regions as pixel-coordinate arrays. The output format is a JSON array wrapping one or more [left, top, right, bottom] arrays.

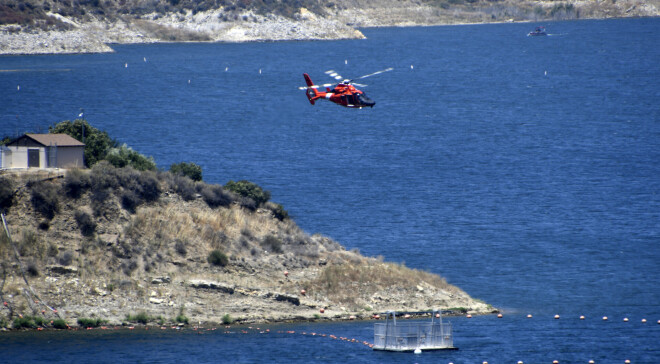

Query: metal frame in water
[[373, 310, 457, 352]]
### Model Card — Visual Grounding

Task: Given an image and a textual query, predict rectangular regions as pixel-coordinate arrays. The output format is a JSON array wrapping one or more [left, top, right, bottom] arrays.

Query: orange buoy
[[497, 313, 503, 318], [319, 308, 325, 314]]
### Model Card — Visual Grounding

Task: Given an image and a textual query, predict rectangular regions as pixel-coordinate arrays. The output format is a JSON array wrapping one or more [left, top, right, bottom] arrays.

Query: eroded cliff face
[[1, 0, 658, 55], [0, 168, 493, 329]]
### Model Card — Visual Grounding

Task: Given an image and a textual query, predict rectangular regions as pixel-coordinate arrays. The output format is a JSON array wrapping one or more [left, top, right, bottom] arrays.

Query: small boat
[[528, 26, 547, 36]]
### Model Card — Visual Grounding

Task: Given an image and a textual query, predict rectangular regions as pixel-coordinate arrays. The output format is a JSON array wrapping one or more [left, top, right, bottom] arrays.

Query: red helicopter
[[300, 68, 393, 108]]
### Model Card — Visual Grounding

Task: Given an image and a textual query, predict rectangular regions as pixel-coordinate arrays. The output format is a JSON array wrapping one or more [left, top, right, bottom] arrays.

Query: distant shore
[[1, 1, 658, 56]]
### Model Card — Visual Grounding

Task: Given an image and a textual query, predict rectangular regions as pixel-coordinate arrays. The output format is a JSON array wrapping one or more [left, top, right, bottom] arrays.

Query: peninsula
[[0, 122, 494, 329]]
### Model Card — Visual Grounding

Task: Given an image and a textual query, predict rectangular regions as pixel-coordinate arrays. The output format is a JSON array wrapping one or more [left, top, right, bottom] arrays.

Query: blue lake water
[[1, 17, 660, 363]]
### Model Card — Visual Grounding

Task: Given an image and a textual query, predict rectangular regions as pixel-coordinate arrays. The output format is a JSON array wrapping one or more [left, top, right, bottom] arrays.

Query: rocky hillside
[[0, 166, 494, 329], [1, 0, 658, 54]]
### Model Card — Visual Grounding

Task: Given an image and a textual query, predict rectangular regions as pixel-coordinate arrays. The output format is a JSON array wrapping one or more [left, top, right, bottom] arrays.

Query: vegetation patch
[[75, 210, 97, 237], [221, 313, 233, 325], [126, 312, 151, 324], [29, 181, 60, 220], [52, 319, 69, 329], [224, 180, 270, 207], [77, 317, 107, 328], [208, 249, 229, 267], [170, 162, 202, 181]]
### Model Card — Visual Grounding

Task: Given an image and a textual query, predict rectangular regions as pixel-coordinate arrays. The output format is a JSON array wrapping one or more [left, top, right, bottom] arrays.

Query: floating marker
[[413, 348, 421, 354], [517, 361, 523, 364], [602, 316, 608, 321], [143, 57, 147, 62], [553, 361, 558, 364], [580, 315, 585, 320], [125, 63, 128, 68], [411, 65, 414, 69], [259, 69, 262, 74], [623, 317, 629, 322], [641, 318, 647, 323], [544, 70, 547, 75], [554, 314, 560, 319], [497, 313, 503, 318], [345, 59, 347, 64], [188, 80, 191, 84], [588, 360, 595, 364], [527, 314, 533, 318], [17, 85, 20, 91], [466, 314, 472, 318], [225, 67, 228, 72]]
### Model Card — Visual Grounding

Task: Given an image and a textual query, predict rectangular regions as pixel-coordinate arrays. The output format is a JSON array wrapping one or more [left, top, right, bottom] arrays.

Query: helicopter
[[300, 68, 393, 108]]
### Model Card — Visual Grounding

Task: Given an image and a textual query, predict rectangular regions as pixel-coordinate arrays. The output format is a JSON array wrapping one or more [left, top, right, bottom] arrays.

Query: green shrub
[[30, 181, 60, 219], [174, 239, 187, 256], [221, 314, 233, 325], [175, 314, 189, 324], [49, 119, 118, 167], [13, 316, 37, 329], [26, 261, 39, 277], [170, 174, 197, 201], [266, 202, 289, 221], [75, 210, 97, 237], [52, 319, 68, 329], [121, 190, 140, 213], [105, 144, 156, 171], [77, 317, 106, 328], [207, 249, 228, 267], [261, 235, 283, 254], [126, 312, 150, 324], [224, 180, 270, 207], [170, 162, 202, 182], [63, 169, 90, 198], [0, 176, 14, 210], [198, 184, 235, 208]]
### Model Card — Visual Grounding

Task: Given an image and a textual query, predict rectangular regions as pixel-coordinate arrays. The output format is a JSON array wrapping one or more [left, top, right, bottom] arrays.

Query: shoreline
[[0, 309, 490, 333], [2, 3, 658, 56]]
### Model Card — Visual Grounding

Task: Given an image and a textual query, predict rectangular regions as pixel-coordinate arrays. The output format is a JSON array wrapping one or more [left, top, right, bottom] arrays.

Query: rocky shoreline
[[1, 0, 658, 56]]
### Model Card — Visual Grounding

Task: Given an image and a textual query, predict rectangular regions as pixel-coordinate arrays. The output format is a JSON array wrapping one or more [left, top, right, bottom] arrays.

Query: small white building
[[1, 134, 85, 169]]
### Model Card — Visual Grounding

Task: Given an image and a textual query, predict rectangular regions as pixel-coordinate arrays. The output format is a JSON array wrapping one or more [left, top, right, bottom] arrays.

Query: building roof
[[10, 134, 85, 147]]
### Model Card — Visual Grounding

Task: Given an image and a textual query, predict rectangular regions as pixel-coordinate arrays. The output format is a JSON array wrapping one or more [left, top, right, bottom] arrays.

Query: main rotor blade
[[298, 83, 334, 90], [325, 70, 344, 81], [356, 67, 394, 80]]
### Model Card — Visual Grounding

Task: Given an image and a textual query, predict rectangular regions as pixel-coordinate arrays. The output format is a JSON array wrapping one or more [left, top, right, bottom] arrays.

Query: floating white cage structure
[[373, 310, 457, 352]]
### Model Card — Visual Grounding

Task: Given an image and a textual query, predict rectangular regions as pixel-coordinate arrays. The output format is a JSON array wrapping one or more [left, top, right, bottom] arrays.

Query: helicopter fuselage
[[303, 74, 376, 108]]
